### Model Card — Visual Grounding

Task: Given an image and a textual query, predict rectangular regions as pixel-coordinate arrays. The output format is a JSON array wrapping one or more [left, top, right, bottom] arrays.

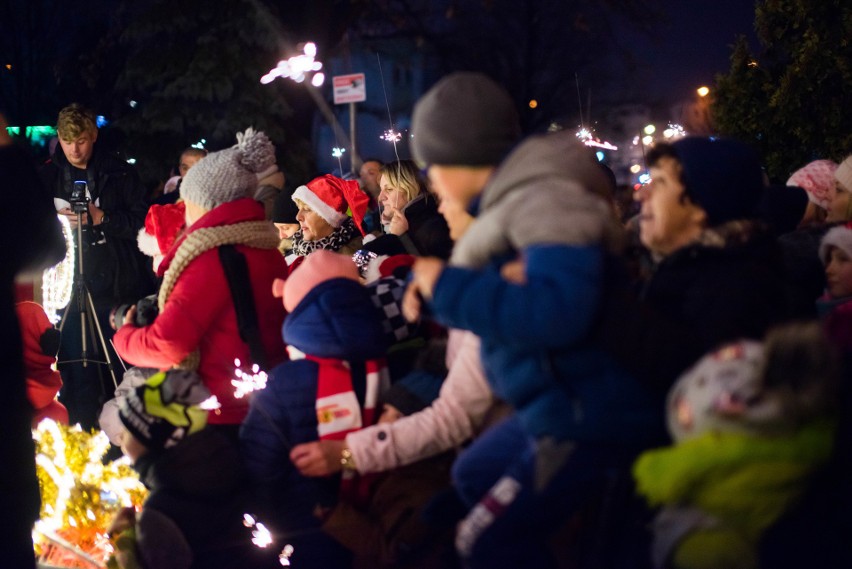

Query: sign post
[[333, 73, 366, 176]]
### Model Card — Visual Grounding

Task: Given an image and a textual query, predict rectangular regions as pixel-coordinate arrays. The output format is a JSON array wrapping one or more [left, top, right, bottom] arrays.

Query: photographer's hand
[[122, 305, 138, 328], [58, 207, 86, 229], [88, 202, 105, 226]]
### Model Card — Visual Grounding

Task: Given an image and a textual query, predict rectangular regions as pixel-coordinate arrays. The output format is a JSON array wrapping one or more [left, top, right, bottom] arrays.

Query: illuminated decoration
[[380, 129, 402, 143], [261, 42, 324, 86], [630, 164, 642, 174], [243, 513, 295, 565], [32, 419, 147, 568], [528, 99, 538, 109], [126, 158, 137, 165], [332, 147, 346, 158], [5, 125, 57, 148], [96, 116, 108, 128], [747, 60, 759, 68], [232, 358, 268, 399], [638, 173, 651, 184], [642, 135, 653, 146], [43, 214, 75, 324], [595, 151, 605, 162], [191, 138, 207, 150], [128, 100, 138, 108], [663, 123, 687, 140], [697, 86, 710, 98], [644, 124, 656, 135], [576, 126, 618, 151]]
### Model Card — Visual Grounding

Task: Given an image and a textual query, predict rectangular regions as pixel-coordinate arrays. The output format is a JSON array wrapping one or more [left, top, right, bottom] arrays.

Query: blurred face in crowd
[[179, 152, 203, 177], [437, 195, 474, 241], [825, 246, 852, 299], [427, 165, 492, 211], [274, 223, 300, 240], [378, 174, 414, 216], [827, 183, 852, 224], [59, 129, 97, 169], [296, 200, 334, 241], [359, 160, 382, 197], [636, 156, 707, 257]]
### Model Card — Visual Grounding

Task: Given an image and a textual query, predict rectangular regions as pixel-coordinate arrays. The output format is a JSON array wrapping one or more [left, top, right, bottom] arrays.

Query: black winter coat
[[39, 147, 154, 302]]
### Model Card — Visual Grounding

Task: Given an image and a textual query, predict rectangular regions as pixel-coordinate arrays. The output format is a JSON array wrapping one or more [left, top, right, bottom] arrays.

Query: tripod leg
[[84, 288, 120, 390]]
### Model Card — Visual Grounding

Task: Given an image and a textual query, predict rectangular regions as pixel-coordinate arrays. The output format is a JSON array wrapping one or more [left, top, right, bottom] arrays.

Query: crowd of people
[[3, 70, 852, 569]]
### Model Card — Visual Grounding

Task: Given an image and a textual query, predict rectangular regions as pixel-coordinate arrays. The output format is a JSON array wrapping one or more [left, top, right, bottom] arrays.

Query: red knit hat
[[291, 174, 369, 235]]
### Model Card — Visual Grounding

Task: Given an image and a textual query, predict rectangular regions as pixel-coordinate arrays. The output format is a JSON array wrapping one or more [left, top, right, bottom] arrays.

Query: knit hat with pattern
[[181, 128, 276, 210], [787, 159, 839, 210]]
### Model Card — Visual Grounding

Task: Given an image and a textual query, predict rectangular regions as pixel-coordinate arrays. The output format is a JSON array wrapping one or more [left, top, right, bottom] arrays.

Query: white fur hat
[[819, 223, 852, 265]]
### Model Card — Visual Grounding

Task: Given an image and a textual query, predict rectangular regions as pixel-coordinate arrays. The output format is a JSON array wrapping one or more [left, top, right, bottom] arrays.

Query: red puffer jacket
[[16, 301, 68, 426], [114, 198, 288, 424]]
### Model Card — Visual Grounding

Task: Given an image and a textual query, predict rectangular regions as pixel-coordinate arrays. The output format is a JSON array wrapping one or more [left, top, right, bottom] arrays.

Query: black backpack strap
[[218, 245, 268, 370]]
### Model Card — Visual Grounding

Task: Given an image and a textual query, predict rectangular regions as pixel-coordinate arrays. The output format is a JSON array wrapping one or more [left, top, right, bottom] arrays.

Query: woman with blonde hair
[[378, 160, 452, 259]]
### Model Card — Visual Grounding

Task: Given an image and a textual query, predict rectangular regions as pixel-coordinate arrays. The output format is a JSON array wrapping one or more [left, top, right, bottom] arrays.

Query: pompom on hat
[[291, 174, 369, 236], [835, 155, 852, 194], [118, 369, 211, 452], [786, 159, 839, 210], [273, 249, 361, 313], [818, 221, 852, 265], [180, 128, 276, 210]]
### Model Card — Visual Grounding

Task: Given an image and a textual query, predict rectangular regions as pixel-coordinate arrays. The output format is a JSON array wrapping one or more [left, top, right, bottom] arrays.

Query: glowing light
[[630, 164, 642, 174], [191, 138, 206, 150], [747, 60, 758, 68], [697, 86, 710, 97], [129, 100, 137, 108], [332, 147, 346, 158], [575, 126, 617, 151], [42, 214, 75, 324], [199, 395, 221, 410], [381, 129, 402, 143], [528, 99, 538, 109], [280, 544, 295, 566], [642, 135, 653, 145], [126, 158, 136, 164], [261, 42, 324, 85], [663, 123, 687, 140], [96, 116, 108, 128], [644, 125, 656, 135], [638, 173, 651, 184], [232, 358, 268, 399], [595, 151, 605, 162], [576, 128, 592, 142], [5, 64, 11, 70]]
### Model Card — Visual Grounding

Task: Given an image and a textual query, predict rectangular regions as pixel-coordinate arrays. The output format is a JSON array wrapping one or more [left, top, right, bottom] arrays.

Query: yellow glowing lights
[[643, 125, 656, 135], [697, 86, 710, 97], [528, 99, 538, 109], [630, 164, 642, 174], [642, 135, 654, 146]]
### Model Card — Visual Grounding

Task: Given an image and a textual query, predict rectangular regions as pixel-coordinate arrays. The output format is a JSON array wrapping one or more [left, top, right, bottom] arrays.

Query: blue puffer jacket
[[430, 130, 663, 444], [239, 278, 388, 545]]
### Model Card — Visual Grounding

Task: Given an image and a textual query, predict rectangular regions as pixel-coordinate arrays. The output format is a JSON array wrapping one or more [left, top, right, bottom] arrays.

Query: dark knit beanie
[[383, 371, 444, 416], [670, 137, 764, 226], [273, 188, 299, 224], [411, 72, 521, 167], [118, 369, 210, 452]]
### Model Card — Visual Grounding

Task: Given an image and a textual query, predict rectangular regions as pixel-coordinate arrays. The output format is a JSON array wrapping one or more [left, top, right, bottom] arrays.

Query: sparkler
[[231, 358, 268, 399], [380, 129, 402, 143], [260, 42, 324, 86]]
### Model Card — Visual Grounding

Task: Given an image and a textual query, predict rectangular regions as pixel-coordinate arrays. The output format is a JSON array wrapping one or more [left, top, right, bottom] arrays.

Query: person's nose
[[635, 184, 650, 202]]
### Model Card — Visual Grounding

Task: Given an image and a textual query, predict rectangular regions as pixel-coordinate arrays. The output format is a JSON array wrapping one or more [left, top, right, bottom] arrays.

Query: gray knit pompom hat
[[180, 128, 276, 210]]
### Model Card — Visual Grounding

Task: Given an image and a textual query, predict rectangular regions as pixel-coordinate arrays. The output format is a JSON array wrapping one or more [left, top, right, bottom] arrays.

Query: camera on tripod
[[70, 181, 90, 214]]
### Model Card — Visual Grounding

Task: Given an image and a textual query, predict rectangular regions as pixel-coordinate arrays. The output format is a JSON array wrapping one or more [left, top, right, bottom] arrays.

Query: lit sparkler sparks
[[231, 358, 268, 399], [261, 42, 324, 86], [380, 129, 402, 143]]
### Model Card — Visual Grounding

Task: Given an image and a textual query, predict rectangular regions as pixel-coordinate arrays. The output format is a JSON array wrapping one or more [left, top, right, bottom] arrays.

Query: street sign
[[333, 73, 366, 105]]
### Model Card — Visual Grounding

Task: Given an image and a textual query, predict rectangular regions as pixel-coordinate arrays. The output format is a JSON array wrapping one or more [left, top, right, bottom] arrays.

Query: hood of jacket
[[283, 278, 389, 360]]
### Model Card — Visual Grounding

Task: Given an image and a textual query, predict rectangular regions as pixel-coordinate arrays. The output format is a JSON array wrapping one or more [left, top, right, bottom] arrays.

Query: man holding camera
[[39, 103, 153, 430]]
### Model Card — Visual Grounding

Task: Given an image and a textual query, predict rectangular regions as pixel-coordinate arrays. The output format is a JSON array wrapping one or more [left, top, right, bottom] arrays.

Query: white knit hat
[[180, 128, 276, 210], [836, 155, 852, 194], [819, 223, 852, 265]]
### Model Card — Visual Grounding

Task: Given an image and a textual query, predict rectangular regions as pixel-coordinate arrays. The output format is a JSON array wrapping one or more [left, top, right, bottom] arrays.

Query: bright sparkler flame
[[43, 214, 75, 324], [381, 129, 402, 143], [261, 43, 324, 86], [231, 358, 268, 399], [332, 147, 346, 158]]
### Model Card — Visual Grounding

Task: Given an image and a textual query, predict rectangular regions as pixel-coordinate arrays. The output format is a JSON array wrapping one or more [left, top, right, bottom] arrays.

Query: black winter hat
[[411, 72, 521, 167], [670, 137, 764, 226]]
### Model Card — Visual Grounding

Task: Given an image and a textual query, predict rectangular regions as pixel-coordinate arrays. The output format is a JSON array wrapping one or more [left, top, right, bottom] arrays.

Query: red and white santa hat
[[291, 174, 369, 235], [137, 202, 187, 273]]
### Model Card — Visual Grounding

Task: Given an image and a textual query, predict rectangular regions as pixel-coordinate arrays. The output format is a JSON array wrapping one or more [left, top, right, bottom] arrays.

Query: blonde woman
[[378, 160, 452, 258]]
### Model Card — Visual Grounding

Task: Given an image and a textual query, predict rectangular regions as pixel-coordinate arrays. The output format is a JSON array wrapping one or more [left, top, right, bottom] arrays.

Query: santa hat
[[787, 159, 839, 210], [137, 202, 186, 273], [819, 221, 852, 265], [291, 174, 369, 235]]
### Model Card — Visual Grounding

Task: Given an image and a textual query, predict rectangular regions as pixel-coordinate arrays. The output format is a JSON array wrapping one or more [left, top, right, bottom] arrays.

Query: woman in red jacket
[[113, 129, 288, 427]]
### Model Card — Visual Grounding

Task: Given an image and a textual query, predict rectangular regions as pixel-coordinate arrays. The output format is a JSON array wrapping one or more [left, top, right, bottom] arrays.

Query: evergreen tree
[[113, 0, 314, 189], [713, 0, 852, 182]]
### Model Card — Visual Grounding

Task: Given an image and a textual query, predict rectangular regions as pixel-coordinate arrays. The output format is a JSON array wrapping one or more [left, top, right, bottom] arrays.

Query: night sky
[[631, 0, 758, 104]]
